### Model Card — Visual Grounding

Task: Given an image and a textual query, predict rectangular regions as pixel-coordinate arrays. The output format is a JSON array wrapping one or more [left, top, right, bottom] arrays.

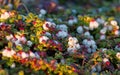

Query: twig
[[19, 3, 29, 13]]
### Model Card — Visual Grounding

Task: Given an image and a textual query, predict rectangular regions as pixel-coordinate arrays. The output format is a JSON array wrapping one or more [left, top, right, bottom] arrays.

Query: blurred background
[[1, 0, 120, 22], [0, 0, 120, 19], [1, 0, 120, 10]]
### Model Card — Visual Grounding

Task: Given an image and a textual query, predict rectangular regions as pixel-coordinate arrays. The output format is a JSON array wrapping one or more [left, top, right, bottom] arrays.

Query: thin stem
[[82, 58, 85, 66]]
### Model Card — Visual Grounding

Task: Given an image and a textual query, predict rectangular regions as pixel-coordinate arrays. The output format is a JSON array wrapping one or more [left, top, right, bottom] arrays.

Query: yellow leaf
[[18, 15, 22, 20], [41, 65, 47, 70], [16, 45, 23, 50], [18, 70, 24, 75], [8, 42, 13, 48], [68, 70, 72, 74]]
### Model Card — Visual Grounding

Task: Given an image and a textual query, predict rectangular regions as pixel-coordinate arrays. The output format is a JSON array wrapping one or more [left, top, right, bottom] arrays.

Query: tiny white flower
[[103, 58, 109, 63], [89, 24, 94, 30], [27, 41, 32, 46], [43, 22, 50, 31], [39, 36, 49, 43], [68, 37, 73, 41], [75, 43, 81, 49], [68, 20, 74, 26], [87, 48, 92, 53], [96, 18, 105, 24], [38, 14, 43, 18], [45, 32, 51, 36], [83, 39, 95, 47], [68, 41, 75, 47], [29, 51, 35, 58], [116, 52, 120, 59], [116, 26, 119, 29], [0, 12, 10, 19], [100, 35, 106, 40], [87, 40, 92, 47], [82, 39, 87, 45], [68, 37, 78, 46], [67, 47, 76, 54], [35, 52, 40, 58], [43, 22, 56, 31], [11, 63, 15, 68], [10, 49, 16, 55], [84, 31, 91, 38], [2, 48, 16, 58], [0, 23, 3, 26], [51, 22, 56, 28], [15, 35, 20, 39], [100, 28, 106, 34], [21, 52, 28, 59], [114, 30, 119, 35], [73, 18, 78, 23], [56, 31, 68, 38], [14, 39, 20, 46], [57, 24, 68, 32], [67, 47, 74, 52], [110, 20, 117, 26], [40, 9, 47, 15], [20, 36, 27, 43], [92, 44, 97, 49], [91, 40, 96, 45], [6, 34, 13, 41], [89, 20, 99, 30], [92, 49, 96, 53], [85, 44, 90, 47], [73, 37, 78, 43], [77, 26, 83, 34]]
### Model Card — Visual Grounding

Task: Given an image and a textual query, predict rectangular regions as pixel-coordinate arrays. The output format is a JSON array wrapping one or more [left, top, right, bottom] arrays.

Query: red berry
[[106, 61, 110, 66]]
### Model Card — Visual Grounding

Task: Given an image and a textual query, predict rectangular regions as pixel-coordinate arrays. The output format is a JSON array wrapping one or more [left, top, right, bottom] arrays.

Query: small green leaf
[[97, 57, 102, 62]]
